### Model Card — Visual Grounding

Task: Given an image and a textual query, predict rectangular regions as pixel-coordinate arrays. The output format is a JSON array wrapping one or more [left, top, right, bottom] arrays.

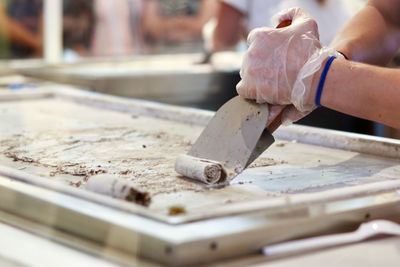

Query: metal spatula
[[174, 21, 291, 185], [174, 95, 287, 185], [263, 220, 400, 256]]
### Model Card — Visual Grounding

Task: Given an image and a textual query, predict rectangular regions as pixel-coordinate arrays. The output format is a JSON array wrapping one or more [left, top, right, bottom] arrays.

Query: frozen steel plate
[[0, 80, 399, 266]]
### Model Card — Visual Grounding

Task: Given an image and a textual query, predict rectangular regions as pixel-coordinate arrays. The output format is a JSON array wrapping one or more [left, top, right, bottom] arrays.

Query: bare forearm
[[142, 0, 165, 39], [320, 59, 400, 129], [8, 19, 42, 51], [168, 0, 216, 38], [332, 1, 400, 65], [212, 3, 243, 51], [0, 5, 41, 51]]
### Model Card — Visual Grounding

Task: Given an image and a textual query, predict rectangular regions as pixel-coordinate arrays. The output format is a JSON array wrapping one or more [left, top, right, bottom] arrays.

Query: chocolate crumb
[[119, 170, 131, 175], [168, 205, 186, 216], [125, 188, 151, 207]]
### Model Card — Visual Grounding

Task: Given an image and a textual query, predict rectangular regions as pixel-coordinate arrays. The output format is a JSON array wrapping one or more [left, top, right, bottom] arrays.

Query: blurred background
[[2, 0, 398, 138], [0, 0, 368, 59], [0, 0, 217, 59]]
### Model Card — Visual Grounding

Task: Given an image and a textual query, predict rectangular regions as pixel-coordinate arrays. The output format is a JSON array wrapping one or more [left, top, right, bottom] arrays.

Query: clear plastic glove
[[236, 8, 343, 124]]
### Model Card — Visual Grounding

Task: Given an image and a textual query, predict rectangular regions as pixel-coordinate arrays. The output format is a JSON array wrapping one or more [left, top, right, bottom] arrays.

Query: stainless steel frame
[[1, 175, 399, 266], [0, 85, 400, 266], [0, 59, 45, 76]]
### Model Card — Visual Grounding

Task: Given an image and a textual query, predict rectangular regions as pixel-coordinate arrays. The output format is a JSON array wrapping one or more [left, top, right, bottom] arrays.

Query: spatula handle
[[267, 107, 285, 133], [277, 20, 292, 28]]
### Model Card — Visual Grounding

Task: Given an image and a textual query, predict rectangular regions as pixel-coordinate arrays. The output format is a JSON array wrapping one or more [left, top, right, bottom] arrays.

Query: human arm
[[317, 59, 400, 129], [162, 0, 217, 42], [332, 0, 400, 65], [142, 0, 166, 41], [9, 21, 42, 52], [0, 4, 42, 53], [172, 0, 217, 40], [211, 2, 245, 51], [143, 0, 216, 43], [236, 7, 400, 129]]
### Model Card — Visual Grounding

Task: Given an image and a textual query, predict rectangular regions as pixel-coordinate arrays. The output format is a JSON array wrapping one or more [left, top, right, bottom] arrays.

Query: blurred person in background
[[0, 1, 10, 58], [63, 0, 95, 59], [210, 0, 364, 52], [91, 0, 144, 57], [0, 0, 42, 59], [143, 0, 216, 53]]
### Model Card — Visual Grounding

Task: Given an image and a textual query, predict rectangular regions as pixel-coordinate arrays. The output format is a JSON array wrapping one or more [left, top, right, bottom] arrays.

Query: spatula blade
[[188, 96, 273, 178]]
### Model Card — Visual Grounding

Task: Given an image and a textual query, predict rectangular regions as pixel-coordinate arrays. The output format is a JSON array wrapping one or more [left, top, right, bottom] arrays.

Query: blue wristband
[[315, 55, 336, 107]]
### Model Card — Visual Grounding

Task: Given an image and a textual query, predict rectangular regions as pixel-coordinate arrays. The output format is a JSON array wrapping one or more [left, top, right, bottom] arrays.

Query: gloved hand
[[236, 8, 343, 124]]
